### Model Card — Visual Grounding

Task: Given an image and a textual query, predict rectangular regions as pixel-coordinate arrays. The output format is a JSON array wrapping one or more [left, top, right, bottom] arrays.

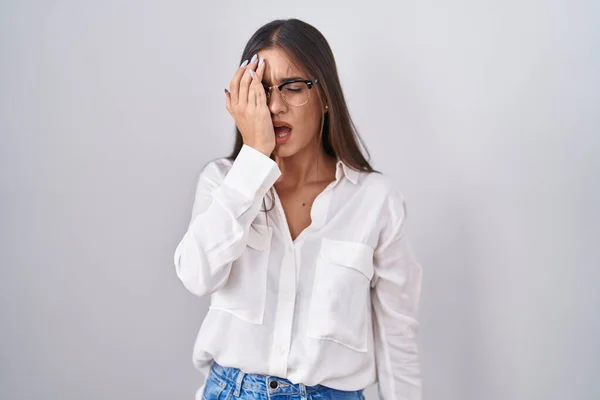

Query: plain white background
[[1, 1, 598, 399]]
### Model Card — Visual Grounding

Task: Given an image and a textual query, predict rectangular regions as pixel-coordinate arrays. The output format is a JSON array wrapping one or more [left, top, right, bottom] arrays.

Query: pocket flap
[[320, 238, 374, 279], [246, 223, 272, 251]]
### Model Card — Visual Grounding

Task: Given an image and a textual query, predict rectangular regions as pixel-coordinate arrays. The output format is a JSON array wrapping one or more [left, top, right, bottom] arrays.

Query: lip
[[275, 129, 292, 144], [272, 121, 292, 129]]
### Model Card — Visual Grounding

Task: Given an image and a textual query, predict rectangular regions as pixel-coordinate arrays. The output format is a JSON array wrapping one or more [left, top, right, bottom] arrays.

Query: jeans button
[[269, 380, 279, 389]]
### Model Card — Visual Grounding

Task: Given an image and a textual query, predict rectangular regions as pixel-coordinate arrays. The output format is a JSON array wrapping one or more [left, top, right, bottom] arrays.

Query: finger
[[256, 56, 266, 80], [229, 58, 249, 105], [250, 57, 266, 107], [238, 53, 259, 107]]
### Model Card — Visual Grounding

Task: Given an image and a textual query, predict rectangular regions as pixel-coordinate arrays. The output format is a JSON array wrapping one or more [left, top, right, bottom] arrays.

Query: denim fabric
[[202, 362, 365, 400]]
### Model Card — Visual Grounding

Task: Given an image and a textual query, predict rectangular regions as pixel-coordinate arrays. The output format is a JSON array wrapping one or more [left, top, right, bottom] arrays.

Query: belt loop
[[233, 369, 246, 397], [299, 383, 307, 400]]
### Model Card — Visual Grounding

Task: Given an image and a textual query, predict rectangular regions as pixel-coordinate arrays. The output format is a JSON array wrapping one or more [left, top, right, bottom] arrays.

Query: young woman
[[174, 18, 423, 400]]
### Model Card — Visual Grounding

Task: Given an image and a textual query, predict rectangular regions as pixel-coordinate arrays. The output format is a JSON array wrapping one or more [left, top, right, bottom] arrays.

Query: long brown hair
[[226, 19, 380, 217]]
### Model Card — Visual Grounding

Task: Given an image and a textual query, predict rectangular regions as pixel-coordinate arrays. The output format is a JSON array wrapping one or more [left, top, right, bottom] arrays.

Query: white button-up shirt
[[174, 144, 423, 400]]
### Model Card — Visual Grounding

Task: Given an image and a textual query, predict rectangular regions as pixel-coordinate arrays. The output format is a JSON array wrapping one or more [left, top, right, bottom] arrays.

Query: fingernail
[[249, 70, 255, 78], [251, 54, 258, 63], [258, 58, 264, 67], [224, 88, 229, 93], [240, 59, 249, 68]]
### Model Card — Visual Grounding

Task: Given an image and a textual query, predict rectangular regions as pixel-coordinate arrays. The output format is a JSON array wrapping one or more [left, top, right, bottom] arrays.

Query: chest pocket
[[210, 223, 272, 325], [308, 238, 374, 352]]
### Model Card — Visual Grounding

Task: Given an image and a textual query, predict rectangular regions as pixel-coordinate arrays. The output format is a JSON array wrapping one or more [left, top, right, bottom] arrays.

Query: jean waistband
[[209, 361, 362, 398]]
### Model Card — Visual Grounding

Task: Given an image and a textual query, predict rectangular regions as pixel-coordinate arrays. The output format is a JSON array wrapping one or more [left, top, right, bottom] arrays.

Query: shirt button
[[259, 187, 267, 196], [278, 346, 286, 356], [269, 380, 279, 389]]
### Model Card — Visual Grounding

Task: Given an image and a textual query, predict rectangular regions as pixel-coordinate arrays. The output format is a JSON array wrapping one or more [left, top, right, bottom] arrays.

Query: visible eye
[[282, 82, 306, 93]]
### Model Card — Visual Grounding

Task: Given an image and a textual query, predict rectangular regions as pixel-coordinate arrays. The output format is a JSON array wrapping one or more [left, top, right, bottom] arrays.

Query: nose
[[268, 88, 288, 115]]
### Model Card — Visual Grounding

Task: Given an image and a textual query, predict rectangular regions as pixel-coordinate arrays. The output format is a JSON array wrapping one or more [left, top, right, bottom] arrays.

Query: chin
[[273, 144, 296, 158]]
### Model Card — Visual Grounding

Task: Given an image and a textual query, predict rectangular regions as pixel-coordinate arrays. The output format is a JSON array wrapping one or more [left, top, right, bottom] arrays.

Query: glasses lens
[[281, 82, 309, 106]]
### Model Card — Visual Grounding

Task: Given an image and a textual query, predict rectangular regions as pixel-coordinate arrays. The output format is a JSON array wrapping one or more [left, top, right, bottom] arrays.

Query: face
[[258, 47, 325, 157]]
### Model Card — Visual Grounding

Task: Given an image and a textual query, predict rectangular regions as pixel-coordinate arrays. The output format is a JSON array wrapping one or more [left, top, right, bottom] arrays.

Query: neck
[[275, 142, 336, 188]]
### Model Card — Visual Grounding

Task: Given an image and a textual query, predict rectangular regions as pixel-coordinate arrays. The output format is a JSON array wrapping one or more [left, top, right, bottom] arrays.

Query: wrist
[[246, 142, 272, 157]]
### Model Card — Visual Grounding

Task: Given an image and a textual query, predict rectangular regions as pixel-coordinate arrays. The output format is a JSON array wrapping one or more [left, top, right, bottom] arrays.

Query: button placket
[[268, 248, 296, 376]]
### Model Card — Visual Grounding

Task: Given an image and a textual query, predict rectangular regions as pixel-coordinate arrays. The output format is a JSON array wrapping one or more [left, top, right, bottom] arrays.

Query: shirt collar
[[335, 158, 360, 185]]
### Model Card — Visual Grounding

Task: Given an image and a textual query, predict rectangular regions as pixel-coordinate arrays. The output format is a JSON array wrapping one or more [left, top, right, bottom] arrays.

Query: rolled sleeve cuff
[[223, 144, 281, 200]]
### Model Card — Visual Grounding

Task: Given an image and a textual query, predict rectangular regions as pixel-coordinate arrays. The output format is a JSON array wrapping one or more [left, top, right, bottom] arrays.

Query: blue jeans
[[202, 361, 365, 400]]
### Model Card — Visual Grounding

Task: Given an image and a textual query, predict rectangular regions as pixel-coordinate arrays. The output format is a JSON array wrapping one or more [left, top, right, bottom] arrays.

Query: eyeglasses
[[263, 78, 319, 107]]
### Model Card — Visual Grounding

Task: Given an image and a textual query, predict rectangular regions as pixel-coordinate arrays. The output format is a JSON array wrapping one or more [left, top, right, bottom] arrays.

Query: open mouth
[[274, 126, 291, 138], [273, 121, 292, 143]]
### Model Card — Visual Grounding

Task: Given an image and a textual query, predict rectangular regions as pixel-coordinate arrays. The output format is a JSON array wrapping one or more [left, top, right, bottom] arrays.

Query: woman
[[174, 18, 423, 400]]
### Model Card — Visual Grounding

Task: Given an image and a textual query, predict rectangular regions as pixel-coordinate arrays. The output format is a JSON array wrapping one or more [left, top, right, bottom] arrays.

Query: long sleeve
[[371, 194, 423, 400], [173, 144, 281, 297]]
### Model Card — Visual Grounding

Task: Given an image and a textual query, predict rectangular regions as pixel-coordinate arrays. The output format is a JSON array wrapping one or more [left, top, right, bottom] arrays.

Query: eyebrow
[[263, 76, 306, 87]]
